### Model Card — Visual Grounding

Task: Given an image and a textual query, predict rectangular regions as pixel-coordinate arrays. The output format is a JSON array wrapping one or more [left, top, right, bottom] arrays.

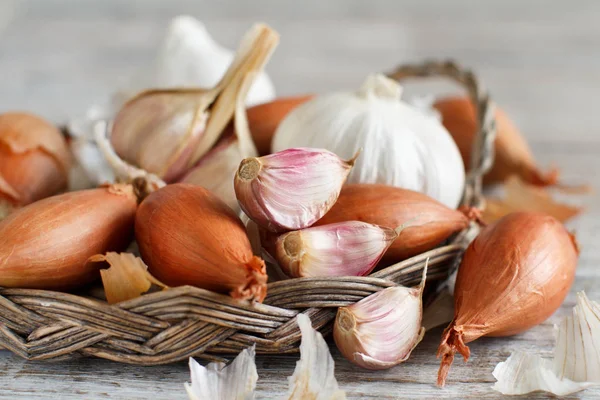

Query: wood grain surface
[[0, 0, 599, 398]]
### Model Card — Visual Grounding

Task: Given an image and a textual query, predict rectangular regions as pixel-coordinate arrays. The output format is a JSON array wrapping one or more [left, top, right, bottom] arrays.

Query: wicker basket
[[0, 60, 496, 365]]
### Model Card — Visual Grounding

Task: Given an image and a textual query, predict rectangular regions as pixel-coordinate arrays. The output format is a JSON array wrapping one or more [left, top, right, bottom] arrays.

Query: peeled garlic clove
[[136, 183, 268, 302], [234, 148, 356, 232], [272, 74, 465, 209], [434, 96, 558, 186], [0, 112, 70, 211], [152, 16, 276, 107], [274, 221, 399, 278], [0, 184, 137, 289], [315, 184, 472, 263], [334, 268, 426, 370]]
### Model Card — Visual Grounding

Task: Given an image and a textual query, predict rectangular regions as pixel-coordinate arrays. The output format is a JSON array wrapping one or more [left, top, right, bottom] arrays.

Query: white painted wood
[[0, 0, 598, 398]]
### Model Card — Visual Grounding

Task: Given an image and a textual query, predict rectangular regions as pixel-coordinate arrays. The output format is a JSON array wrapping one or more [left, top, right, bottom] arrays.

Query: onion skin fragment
[[434, 96, 558, 186], [135, 183, 267, 302], [0, 185, 137, 290], [436, 212, 579, 387], [315, 184, 472, 263]]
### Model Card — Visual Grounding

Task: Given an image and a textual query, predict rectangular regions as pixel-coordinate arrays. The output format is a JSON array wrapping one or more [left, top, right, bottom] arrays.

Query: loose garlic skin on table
[[273, 74, 465, 209]]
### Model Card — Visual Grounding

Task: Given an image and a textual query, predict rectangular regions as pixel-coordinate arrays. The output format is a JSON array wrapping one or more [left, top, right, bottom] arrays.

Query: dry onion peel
[[89, 252, 168, 304], [110, 24, 278, 181], [492, 291, 600, 395], [315, 184, 473, 263], [185, 345, 258, 400], [286, 314, 346, 399], [0, 112, 70, 210], [179, 72, 258, 211], [135, 183, 267, 302], [437, 212, 579, 387], [483, 175, 583, 224]]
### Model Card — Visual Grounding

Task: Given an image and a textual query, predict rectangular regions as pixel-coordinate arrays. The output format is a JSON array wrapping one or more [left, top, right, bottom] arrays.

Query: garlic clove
[[234, 148, 356, 232], [179, 72, 258, 212], [333, 267, 427, 370], [287, 314, 346, 399], [185, 346, 258, 400], [274, 221, 399, 278], [151, 16, 276, 107]]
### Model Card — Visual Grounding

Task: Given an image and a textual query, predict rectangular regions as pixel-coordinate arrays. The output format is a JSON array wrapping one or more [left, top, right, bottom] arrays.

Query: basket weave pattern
[[0, 61, 496, 365]]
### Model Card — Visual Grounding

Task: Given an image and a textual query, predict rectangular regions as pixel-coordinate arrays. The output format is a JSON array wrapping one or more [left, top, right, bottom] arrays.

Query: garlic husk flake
[[286, 314, 346, 399], [185, 345, 258, 400], [492, 291, 600, 395], [234, 148, 356, 232], [272, 74, 465, 208], [274, 221, 399, 278], [334, 266, 427, 370]]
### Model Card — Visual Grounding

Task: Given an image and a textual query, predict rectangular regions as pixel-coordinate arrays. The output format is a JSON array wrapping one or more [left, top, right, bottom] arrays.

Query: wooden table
[[1, 0, 598, 398]]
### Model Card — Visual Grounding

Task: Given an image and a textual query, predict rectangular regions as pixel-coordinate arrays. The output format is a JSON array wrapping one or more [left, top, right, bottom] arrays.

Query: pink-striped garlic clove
[[274, 221, 399, 278], [234, 147, 356, 232], [333, 267, 427, 370]]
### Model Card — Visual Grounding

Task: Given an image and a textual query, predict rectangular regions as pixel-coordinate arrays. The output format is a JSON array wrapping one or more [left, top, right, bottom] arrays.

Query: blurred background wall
[[0, 0, 598, 146]]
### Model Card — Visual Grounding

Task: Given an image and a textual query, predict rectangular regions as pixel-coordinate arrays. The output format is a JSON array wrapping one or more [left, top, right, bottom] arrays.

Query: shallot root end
[[436, 324, 471, 387], [230, 256, 268, 303]]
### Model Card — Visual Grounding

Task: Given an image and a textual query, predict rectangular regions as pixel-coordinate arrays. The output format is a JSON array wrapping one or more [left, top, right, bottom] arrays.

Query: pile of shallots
[[0, 16, 591, 396]]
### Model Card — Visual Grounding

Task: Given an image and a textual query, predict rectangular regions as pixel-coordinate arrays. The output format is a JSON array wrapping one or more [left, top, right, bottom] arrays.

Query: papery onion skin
[[437, 212, 578, 387], [0, 185, 137, 289], [245, 95, 313, 155], [315, 184, 471, 263], [0, 112, 70, 207], [434, 96, 558, 186], [135, 183, 267, 302]]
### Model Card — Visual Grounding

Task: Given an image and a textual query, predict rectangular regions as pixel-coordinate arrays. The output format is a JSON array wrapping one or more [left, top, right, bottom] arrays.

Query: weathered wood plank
[[0, 0, 599, 398]]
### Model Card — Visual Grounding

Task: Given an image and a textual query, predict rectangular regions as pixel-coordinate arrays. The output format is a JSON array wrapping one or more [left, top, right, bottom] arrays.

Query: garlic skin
[[333, 269, 426, 370], [272, 74, 465, 209], [186, 346, 258, 400], [287, 314, 346, 399], [274, 221, 398, 278], [234, 148, 355, 232], [492, 291, 600, 396], [151, 16, 275, 107]]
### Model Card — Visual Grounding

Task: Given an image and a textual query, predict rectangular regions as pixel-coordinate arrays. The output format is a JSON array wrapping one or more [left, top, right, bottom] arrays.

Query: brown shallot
[[434, 96, 557, 186], [437, 212, 579, 387], [0, 184, 137, 289], [315, 184, 473, 263], [135, 183, 267, 302], [0, 112, 70, 212]]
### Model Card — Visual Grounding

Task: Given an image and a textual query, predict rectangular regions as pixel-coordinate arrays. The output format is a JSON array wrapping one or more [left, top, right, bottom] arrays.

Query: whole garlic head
[[272, 74, 465, 208], [150, 16, 276, 107]]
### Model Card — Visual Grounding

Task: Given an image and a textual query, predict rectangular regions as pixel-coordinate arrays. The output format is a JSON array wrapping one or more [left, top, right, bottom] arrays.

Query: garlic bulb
[[149, 16, 275, 107], [272, 74, 465, 208]]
